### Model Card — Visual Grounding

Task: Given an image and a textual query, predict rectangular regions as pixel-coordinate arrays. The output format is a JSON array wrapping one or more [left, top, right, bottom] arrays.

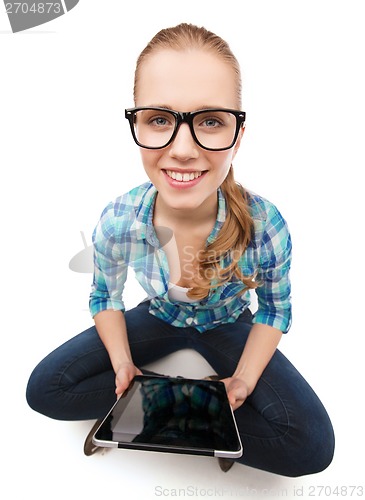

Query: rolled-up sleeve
[[253, 204, 292, 333], [89, 203, 128, 318]]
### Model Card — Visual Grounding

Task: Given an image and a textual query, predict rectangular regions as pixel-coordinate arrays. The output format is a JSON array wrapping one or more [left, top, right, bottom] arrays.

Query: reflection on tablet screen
[[96, 376, 242, 455]]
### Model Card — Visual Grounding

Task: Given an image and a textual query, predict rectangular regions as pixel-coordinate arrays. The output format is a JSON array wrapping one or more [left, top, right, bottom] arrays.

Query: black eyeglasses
[[125, 107, 246, 151]]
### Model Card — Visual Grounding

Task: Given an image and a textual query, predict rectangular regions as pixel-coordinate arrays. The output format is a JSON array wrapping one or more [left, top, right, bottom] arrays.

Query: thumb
[[227, 387, 240, 406]]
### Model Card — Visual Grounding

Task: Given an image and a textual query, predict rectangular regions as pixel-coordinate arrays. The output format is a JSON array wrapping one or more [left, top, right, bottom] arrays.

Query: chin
[[158, 189, 207, 211]]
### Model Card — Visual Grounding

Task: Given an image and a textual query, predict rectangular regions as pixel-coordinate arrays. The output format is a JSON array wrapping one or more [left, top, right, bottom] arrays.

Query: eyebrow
[[147, 104, 174, 110], [144, 104, 230, 111]]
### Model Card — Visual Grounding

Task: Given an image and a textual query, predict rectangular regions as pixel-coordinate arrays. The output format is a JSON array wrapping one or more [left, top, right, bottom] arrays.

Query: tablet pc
[[92, 375, 243, 458]]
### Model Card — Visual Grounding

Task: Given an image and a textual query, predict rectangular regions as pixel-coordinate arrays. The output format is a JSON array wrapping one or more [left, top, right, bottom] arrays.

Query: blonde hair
[[134, 23, 242, 106], [134, 23, 257, 299]]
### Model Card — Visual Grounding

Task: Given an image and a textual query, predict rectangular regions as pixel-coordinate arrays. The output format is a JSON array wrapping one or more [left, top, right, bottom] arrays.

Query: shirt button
[[186, 317, 193, 325]]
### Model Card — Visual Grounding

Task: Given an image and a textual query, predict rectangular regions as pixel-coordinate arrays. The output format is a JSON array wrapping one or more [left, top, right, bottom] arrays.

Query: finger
[[228, 387, 246, 406], [115, 373, 131, 395], [115, 385, 124, 396], [226, 389, 236, 407], [227, 392, 243, 411], [115, 365, 141, 395]]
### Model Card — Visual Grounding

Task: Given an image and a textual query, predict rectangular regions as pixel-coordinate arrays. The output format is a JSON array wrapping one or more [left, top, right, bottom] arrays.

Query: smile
[[165, 170, 203, 182]]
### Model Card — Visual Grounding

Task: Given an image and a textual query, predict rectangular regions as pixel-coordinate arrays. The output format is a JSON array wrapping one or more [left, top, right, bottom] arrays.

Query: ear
[[232, 126, 245, 158]]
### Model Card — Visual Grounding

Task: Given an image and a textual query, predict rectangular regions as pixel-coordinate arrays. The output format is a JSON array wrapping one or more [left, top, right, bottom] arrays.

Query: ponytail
[[188, 167, 257, 300]]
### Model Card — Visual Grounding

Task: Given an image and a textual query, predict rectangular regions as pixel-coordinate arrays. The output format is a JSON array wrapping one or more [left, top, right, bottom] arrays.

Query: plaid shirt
[[90, 182, 292, 333]]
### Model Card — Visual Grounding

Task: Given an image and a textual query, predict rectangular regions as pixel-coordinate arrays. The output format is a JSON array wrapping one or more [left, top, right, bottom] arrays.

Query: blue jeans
[[26, 301, 334, 477]]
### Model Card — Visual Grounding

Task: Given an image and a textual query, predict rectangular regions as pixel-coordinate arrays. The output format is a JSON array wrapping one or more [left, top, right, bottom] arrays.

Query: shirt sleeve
[[252, 203, 292, 333], [89, 202, 128, 318]]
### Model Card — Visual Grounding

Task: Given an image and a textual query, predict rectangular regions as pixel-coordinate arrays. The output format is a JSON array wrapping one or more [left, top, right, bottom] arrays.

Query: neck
[[154, 191, 218, 229]]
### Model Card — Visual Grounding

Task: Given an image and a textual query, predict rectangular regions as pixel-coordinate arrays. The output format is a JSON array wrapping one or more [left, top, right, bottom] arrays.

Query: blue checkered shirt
[[89, 182, 292, 333]]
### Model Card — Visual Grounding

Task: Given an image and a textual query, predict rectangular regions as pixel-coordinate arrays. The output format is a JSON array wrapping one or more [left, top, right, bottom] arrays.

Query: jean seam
[[57, 345, 113, 395], [194, 337, 291, 441], [243, 376, 291, 441]]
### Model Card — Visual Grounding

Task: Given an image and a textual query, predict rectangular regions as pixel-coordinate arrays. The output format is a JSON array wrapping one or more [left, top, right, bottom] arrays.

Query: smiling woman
[[26, 22, 335, 477]]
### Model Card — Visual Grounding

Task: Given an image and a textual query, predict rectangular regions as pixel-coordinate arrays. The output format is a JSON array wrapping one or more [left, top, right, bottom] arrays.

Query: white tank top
[[168, 283, 196, 303]]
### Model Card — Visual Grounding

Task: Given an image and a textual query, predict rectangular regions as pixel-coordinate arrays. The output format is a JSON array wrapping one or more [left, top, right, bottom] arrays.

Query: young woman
[[26, 23, 335, 477]]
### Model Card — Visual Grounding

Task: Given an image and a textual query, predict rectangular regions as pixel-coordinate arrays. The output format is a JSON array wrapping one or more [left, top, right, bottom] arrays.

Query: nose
[[168, 123, 199, 161]]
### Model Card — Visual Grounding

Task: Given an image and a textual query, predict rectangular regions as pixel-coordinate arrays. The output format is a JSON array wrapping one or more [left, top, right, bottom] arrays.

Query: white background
[[1, 1, 364, 499]]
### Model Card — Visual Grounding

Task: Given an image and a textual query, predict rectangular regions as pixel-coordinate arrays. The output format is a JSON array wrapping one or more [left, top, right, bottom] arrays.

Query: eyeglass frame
[[124, 107, 246, 152]]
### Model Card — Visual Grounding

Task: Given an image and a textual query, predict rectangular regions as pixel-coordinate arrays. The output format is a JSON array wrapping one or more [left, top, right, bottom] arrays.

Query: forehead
[[135, 49, 238, 110]]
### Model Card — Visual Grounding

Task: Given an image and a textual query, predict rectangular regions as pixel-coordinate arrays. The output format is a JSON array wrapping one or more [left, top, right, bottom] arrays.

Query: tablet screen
[[93, 375, 242, 458]]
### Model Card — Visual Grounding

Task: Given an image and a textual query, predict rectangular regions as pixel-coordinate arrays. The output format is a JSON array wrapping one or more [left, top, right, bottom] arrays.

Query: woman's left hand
[[221, 377, 250, 411]]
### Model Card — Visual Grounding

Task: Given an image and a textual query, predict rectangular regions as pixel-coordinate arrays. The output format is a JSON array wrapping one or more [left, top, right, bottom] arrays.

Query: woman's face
[[135, 49, 243, 214]]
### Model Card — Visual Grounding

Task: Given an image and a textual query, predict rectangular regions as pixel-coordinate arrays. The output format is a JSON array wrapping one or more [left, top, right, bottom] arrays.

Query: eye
[[202, 117, 222, 128], [151, 116, 167, 126], [196, 112, 227, 129], [147, 113, 174, 128]]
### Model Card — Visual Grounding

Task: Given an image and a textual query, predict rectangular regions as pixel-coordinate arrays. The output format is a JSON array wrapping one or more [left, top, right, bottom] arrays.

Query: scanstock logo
[[4, 1, 79, 32]]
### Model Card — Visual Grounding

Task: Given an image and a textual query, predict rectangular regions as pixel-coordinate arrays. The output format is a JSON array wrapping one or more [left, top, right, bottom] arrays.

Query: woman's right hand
[[115, 361, 142, 397]]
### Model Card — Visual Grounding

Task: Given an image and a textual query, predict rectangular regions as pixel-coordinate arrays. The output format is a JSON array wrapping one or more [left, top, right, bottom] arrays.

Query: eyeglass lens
[[132, 109, 238, 149]]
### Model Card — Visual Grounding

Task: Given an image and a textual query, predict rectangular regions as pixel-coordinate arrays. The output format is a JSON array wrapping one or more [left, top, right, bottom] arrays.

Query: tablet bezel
[[92, 375, 243, 458]]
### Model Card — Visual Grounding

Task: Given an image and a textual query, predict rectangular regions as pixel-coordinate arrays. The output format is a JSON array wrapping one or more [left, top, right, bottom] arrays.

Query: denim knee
[[301, 415, 335, 476], [284, 409, 335, 477], [26, 362, 54, 418]]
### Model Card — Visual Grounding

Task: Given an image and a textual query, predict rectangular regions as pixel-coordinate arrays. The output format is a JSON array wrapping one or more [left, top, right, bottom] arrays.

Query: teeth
[[166, 170, 203, 182]]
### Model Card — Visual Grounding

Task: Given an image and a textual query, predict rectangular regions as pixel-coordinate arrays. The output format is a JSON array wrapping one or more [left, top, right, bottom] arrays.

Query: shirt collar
[[130, 183, 158, 244], [131, 183, 227, 246], [207, 187, 226, 244]]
